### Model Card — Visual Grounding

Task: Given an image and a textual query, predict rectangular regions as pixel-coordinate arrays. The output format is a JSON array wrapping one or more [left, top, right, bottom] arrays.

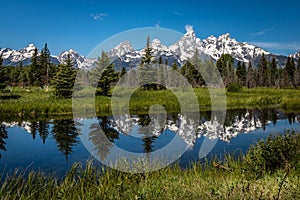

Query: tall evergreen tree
[[91, 51, 118, 96], [158, 56, 163, 65], [285, 56, 296, 88], [216, 54, 234, 86], [258, 53, 268, 86], [29, 48, 40, 86], [246, 61, 253, 88], [39, 43, 51, 89], [171, 62, 178, 71], [296, 57, 300, 86], [236, 61, 246, 86], [140, 36, 157, 90], [270, 57, 277, 87], [0, 54, 7, 90], [53, 54, 76, 98], [120, 67, 126, 77], [0, 53, 3, 66], [17, 62, 25, 88]]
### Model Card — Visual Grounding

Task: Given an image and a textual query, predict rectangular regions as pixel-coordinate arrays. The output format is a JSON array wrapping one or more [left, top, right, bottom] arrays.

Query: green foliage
[[91, 51, 118, 96], [285, 56, 296, 87], [245, 130, 300, 175], [39, 43, 51, 87], [227, 83, 242, 93], [236, 61, 246, 85], [258, 53, 269, 86], [180, 61, 204, 87], [216, 54, 234, 86], [139, 36, 159, 90], [171, 62, 178, 71], [0, 54, 3, 66], [53, 54, 77, 99]]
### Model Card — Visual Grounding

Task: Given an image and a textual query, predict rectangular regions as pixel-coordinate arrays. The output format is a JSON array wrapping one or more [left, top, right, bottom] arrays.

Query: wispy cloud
[[91, 13, 108, 20], [251, 28, 273, 36], [250, 41, 300, 52], [155, 20, 161, 28], [173, 11, 183, 17]]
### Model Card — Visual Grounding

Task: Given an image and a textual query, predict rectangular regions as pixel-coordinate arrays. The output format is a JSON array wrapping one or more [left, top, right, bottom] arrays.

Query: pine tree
[[296, 57, 300, 86], [0, 53, 3, 66], [171, 62, 178, 71], [246, 61, 256, 88], [258, 53, 268, 86], [270, 57, 277, 87], [236, 61, 246, 86], [216, 54, 234, 86], [285, 56, 296, 88], [91, 51, 118, 96], [39, 43, 51, 89], [158, 56, 163, 65], [140, 36, 157, 90], [121, 67, 126, 77], [98, 63, 118, 96], [29, 48, 40, 86], [164, 59, 168, 66], [0, 54, 7, 90], [53, 54, 76, 98]]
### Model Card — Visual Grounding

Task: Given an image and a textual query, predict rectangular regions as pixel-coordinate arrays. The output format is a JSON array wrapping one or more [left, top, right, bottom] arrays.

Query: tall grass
[[0, 87, 299, 118], [1, 130, 300, 199]]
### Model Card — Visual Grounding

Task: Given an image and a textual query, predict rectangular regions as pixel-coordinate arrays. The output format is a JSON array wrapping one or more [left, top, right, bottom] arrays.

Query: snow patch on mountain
[[200, 33, 270, 62], [1, 25, 294, 68]]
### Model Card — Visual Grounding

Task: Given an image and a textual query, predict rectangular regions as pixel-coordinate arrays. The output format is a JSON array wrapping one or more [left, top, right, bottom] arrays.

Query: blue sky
[[1, 0, 299, 56]]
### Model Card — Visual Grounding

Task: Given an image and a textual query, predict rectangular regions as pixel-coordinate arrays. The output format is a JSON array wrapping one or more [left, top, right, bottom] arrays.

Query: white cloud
[[251, 28, 273, 36], [173, 11, 183, 16], [250, 41, 300, 52], [91, 13, 108, 20]]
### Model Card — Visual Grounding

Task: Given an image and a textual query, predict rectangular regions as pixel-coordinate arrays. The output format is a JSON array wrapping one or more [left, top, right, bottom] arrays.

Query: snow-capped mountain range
[[1, 25, 298, 69]]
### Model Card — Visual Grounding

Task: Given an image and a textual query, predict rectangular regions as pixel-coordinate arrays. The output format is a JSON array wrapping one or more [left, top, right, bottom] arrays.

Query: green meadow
[[0, 87, 299, 119]]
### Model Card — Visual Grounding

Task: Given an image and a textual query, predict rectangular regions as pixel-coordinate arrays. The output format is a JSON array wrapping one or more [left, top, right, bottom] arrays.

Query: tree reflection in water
[[52, 119, 79, 161], [0, 123, 8, 158], [89, 116, 119, 160]]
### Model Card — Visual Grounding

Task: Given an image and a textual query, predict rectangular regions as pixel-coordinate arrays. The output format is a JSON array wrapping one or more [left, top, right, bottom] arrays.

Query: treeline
[[0, 43, 122, 98], [0, 44, 58, 89], [177, 52, 300, 89], [1, 40, 300, 99]]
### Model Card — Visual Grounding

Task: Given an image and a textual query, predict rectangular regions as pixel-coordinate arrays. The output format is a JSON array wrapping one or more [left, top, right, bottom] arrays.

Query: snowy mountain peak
[[219, 33, 231, 40], [109, 40, 135, 58], [151, 39, 168, 52], [0, 25, 293, 68], [290, 51, 300, 59]]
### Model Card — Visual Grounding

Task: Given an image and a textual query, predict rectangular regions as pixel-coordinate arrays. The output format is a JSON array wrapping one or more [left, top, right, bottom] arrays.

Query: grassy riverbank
[[1, 130, 300, 199], [0, 87, 299, 118]]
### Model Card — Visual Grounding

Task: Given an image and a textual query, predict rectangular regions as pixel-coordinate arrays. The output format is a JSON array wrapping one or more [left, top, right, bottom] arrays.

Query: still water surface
[[0, 108, 299, 177]]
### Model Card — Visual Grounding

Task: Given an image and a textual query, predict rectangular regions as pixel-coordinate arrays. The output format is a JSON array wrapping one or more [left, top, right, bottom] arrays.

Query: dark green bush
[[227, 83, 242, 93], [245, 130, 300, 175]]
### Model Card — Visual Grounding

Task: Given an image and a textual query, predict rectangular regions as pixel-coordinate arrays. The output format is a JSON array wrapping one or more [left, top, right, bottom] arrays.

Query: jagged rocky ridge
[[0, 25, 298, 69]]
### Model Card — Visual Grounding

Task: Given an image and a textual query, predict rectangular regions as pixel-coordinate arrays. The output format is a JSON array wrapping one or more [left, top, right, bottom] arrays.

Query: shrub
[[227, 83, 242, 93], [245, 130, 300, 175]]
